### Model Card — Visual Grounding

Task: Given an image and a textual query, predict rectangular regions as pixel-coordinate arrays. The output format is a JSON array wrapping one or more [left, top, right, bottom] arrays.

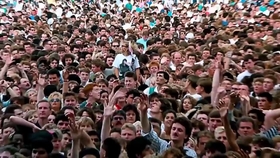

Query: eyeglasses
[[112, 45, 119, 47], [32, 149, 46, 155], [113, 117, 124, 121], [50, 98, 60, 102]]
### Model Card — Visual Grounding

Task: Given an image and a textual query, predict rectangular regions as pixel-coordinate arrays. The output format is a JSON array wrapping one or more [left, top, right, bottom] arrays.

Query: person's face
[[28, 114, 38, 123], [196, 114, 208, 126], [61, 133, 71, 149], [198, 136, 210, 152], [124, 77, 137, 89], [65, 58, 73, 66], [100, 92, 109, 103], [187, 55, 196, 64], [20, 78, 31, 89], [257, 97, 270, 110], [32, 148, 48, 158], [106, 57, 114, 66], [48, 115, 55, 124], [164, 113, 175, 128], [151, 55, 160, 63], [182, 98, 193, 112], [238, 121, 255, 136], [121, 128, 136, 141], [64, 96, 77, 107], [14, 109, 23, 118], [91, 65, 100, 73], [186, 140, 196, 150], [112, 115, 125, 128], [80, 72, 89, 82], [12, 86, 21, 96], [253, 81, 264, 94], [263, 78, 274, 92], [221, 80, 232, 91], [149, 97, 160, 113], [244, 59, 254, 70], [50, 95, 61, 111], [37, 102, 51, 119], [173, 53, 182, 65], [215, 132, 228, 148], [238, 85, 249, 96], [80, 123, 93, 131], [50, 60, 58, 68], [125, 110, 136, 123], [57, 120, 69, 130], [170, 123, 186, 142], [209, 117, 222, 132], [156, 73, 166, 85], [48, 74, 59, 85], [149, 65, 159, 74], [202, 51, 210, 59]]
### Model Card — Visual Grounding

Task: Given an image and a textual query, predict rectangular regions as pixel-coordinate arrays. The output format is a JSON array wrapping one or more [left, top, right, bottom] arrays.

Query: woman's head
[[48, 92, 63, 112], [24, 110, 38, 123], [100, 90, 109, 104], [179, 96, 196, 113], [78, 117, 95, 131]]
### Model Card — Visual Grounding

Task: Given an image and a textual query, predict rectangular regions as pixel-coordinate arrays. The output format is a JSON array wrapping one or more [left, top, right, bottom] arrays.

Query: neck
[[38, 118, 48, 127], [164, 127, 171, 135], [150, 112, 162, 121], [200, 92, 210, 99], [187, 87, 196, 94]]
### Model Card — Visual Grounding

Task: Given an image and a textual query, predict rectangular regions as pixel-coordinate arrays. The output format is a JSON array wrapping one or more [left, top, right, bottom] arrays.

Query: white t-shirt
[[112, 53, 140, 78]]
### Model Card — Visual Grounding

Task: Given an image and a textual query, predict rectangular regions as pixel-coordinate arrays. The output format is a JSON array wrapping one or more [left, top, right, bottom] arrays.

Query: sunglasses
[[50, 98, 60, 102]]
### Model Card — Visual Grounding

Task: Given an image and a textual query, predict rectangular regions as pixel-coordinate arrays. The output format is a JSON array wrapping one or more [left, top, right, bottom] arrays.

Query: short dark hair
[[205, 140, 226, 154], [126, 137, 151, 158], [47, 69, 60, 77], [172, 117, 192, 141], [102, 138, 121, 158], [124, 71, 137, 81], [122, 104, 140, 122]]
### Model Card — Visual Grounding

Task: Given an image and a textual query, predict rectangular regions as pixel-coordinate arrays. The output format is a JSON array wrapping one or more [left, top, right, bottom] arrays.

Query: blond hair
[[214, 126, 225, 139], [121, 123, 136, 133]]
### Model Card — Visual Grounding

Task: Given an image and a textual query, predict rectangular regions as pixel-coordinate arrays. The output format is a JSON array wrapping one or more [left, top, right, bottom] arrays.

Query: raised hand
[[67, 111, 81, 140], [240, 95, 250, 103], [103, 100, 115, 118], [63, 70, 69, 81], [37, 74, 47, 87], [4, 56, 13, 65], [216, 99, 228, 118], [138, 94, 149, 112]]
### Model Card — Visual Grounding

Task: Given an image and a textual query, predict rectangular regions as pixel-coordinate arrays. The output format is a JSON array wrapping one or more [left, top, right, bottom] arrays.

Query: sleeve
[[133, 56, 140, 69], [112, 54, 121, 69], [262, 126, 278, 140], [141, 125, 168, 154]]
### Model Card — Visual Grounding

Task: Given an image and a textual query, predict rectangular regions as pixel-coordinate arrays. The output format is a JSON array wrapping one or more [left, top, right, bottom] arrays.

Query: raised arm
[[264, 108, 280, 130], [217, 100, 239, 152], [211, 61, 221, 105], [101, 101, 114, 143], [37, 74, 47, 102]]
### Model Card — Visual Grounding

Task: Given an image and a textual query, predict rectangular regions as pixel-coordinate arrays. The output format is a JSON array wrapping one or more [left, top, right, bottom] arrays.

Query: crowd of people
[[1, 0, 280, 157]]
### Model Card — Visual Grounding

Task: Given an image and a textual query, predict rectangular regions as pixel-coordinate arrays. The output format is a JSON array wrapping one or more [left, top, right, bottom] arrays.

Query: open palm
[[103, 101, 115, 117]]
